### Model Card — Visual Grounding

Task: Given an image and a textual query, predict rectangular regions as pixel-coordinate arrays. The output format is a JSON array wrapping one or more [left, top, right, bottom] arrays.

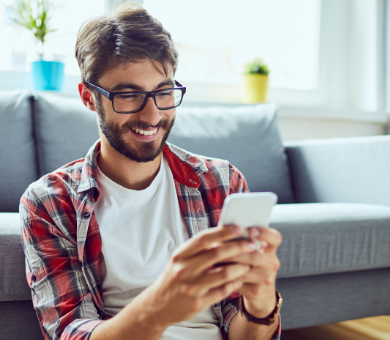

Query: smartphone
[[217, 192, 278, 246]]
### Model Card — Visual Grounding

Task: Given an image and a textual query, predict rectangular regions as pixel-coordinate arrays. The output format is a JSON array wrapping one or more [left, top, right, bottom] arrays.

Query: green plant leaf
[[7, 0, 56, 46], [243, 57, 270, 76]]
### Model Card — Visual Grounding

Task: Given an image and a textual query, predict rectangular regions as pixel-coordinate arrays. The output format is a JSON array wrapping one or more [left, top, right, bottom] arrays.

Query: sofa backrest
[[0, 90, 38, 212], [33, 93, 100, 177], [32, 95, 294, 203], [168, 104, 295, 203], [286, 136, 390, 206]]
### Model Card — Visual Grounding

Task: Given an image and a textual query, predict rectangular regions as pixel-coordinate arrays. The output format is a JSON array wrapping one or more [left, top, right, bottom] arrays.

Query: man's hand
[[134, 224, 258, 328], [92, 225, 282, 340], [222, 226, 282, 318]]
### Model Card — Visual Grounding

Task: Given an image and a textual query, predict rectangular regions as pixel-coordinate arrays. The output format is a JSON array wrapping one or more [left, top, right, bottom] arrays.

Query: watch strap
[[239, 290, 282, 325]]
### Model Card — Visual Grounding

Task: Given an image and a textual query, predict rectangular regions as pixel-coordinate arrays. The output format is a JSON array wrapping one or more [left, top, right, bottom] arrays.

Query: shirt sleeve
[[228, 164, 250, 195], [20, 189, 103, 340], [221, 164, 282, 340]]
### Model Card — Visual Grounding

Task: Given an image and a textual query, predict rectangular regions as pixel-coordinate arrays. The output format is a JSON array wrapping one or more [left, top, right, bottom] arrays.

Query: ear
[[79, 82, 97, 112]]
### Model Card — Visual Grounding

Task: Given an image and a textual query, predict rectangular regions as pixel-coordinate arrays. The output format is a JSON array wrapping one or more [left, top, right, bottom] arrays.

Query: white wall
[[278, 117, 385, 142], [277, 105, 388, 142]]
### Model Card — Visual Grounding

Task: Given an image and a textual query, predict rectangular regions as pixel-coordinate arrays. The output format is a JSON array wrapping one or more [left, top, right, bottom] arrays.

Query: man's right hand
[[135, 224, 257, 327], [91, 225, 256, 340]]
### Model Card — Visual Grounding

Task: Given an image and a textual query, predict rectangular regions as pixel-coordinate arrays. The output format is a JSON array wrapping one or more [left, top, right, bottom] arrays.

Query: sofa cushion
[[272, 203, 390, 278], [33, 93, 100, 177], [0, 301, 44, 340], [168, 104, 294, 203], [285, 136, 390, 206], [3, 203, 390, 301], [0, 90, 38, 212], [0, 213, 30, 301], [277, 268, 390, 330]]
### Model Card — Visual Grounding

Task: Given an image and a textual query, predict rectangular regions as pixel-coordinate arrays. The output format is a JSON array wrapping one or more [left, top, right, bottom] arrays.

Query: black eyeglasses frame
[[85, 80, 186, 114]]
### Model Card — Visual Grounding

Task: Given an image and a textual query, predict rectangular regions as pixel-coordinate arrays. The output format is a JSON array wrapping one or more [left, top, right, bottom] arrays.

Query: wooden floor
[[281, 316, 390, 340]]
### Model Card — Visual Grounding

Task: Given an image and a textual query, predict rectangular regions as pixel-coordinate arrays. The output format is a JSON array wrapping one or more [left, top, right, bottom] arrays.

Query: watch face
[[277, 296, 283, 312], [273, 296, 282, 316], [266, 293, 282, 323]]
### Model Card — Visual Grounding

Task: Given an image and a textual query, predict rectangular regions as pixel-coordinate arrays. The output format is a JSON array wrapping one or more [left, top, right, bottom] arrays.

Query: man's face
[[94, 59, 176, 163]]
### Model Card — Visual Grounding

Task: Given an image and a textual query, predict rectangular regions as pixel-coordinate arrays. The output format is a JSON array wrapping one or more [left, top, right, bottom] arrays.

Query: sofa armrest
[[285, 135, 390, 206]]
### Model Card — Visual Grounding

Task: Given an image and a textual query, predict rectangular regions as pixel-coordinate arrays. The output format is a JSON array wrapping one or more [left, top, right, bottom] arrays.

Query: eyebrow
[[110, 79, 175, 92]]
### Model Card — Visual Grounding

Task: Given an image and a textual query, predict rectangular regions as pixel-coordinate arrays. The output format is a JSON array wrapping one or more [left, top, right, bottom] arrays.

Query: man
[[20, 3, 282, 340]]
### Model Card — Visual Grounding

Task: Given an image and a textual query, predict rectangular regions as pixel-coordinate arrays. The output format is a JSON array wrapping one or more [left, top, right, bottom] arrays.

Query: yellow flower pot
[[242, 74, 269, 103]]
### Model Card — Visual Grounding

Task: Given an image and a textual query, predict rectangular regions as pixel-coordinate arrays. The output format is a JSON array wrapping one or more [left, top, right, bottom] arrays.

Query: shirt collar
[[77, 140, 209, 195]]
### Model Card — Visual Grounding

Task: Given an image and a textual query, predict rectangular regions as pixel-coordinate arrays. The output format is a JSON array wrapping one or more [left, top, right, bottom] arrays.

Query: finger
[[218, 250, 262, 267], [201, 280, 244, 306], [174, 224, 243, 260], [185, 238, 257, 276], [248, 227, 261, 239], [218, 248, 279, 266], [191, 264, 251, 296], [250, 227, 282, 250]]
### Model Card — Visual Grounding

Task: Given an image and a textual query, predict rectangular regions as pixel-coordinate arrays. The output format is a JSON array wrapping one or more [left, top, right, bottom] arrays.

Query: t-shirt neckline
[[96, 153, 165, 196]]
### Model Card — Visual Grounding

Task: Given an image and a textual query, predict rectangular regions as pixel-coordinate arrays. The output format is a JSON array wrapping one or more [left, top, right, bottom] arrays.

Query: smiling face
[[93, 59, 176, 163]]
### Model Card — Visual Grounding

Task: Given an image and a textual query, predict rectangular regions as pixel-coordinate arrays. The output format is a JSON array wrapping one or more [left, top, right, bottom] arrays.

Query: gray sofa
[[1, 89, 390, 340]]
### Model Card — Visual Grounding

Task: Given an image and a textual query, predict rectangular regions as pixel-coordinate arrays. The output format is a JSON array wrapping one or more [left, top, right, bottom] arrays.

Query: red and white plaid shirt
[[20, 140, 281, 340]]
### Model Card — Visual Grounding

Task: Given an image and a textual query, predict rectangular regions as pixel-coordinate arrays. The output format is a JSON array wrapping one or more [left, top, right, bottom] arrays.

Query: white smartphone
[[217, 192, 278, 246]]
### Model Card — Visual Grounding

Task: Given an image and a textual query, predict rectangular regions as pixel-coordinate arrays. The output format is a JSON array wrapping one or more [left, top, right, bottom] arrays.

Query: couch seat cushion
[[4, 203, 390, 301], [0, 213, 30, 301], [272, 203, 390, 278], [168, 104, 294, 203]]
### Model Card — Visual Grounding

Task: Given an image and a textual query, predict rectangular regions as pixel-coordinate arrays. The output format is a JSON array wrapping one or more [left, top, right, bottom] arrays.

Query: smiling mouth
[[130, 127, 158, 136]]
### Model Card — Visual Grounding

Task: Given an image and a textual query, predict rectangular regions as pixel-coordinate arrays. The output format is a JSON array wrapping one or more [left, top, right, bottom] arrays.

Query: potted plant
[[8, 0, 64, 91], [242, 58, 270, 103]]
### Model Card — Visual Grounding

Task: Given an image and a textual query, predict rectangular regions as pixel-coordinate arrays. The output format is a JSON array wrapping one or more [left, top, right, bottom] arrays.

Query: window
[[0, 0, 386, 118], [0, 0, 105, 90], [144, 0, 321, 92]]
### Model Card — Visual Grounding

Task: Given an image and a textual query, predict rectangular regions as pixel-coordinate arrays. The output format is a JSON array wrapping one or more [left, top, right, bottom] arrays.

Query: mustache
[[122, 118, 171, 132]]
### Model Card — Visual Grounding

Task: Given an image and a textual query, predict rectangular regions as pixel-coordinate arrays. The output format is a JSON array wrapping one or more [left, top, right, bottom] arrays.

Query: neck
[[97, 138, 162, 190]]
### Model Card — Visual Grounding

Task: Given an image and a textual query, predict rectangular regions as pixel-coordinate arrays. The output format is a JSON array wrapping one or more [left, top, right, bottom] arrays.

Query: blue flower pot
[[31, 60, 65, 91]]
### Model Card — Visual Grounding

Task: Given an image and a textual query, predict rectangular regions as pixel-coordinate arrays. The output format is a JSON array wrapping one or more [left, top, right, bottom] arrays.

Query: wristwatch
[[239, 290, 282, 325]]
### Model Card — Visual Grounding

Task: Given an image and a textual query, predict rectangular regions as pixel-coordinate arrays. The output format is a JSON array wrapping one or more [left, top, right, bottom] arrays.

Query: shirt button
[[83, 212, 91, 218], [31, 275, 37, 282]]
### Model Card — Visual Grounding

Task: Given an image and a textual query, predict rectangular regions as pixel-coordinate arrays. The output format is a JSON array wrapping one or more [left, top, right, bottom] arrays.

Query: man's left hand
[[221, 226, 282, 318]]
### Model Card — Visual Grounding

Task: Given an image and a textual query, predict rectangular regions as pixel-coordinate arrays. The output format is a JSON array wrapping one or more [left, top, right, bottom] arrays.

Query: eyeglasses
[[85, 80, 186, 114]]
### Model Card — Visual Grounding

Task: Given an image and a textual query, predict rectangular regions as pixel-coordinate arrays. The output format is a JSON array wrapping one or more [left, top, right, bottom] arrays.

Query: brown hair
[[75, 2, 178, 85]]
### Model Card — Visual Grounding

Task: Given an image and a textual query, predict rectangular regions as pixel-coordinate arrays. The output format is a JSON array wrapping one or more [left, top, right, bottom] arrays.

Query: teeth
[[132, 128, 157, 136]]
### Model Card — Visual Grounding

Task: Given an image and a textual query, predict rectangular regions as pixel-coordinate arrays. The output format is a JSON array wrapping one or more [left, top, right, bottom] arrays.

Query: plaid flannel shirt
[[20, 140, 281, 340]]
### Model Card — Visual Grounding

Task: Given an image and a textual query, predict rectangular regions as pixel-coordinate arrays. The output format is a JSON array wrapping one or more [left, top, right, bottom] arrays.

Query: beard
[[95, 96, 175, 163]]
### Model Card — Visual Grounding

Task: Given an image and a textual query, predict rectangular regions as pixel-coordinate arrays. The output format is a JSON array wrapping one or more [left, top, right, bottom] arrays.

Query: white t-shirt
[[95, 155, 222, 340]]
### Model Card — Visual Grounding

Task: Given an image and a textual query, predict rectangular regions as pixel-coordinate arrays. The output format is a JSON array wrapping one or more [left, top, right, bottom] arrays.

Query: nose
[[136, 95, 162, 126]]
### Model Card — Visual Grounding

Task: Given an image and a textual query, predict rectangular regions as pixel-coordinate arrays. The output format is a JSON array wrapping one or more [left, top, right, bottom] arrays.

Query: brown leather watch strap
[[239, 290, 282, 325]]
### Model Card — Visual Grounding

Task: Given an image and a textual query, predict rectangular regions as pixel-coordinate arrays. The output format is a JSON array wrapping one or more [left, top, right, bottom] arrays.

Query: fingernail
[[251, 229, 260, 238], [249, 242, 257, 250]]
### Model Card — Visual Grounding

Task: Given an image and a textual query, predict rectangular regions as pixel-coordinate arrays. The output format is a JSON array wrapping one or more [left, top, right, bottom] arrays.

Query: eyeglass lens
[[113, 89, 183, 113]]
